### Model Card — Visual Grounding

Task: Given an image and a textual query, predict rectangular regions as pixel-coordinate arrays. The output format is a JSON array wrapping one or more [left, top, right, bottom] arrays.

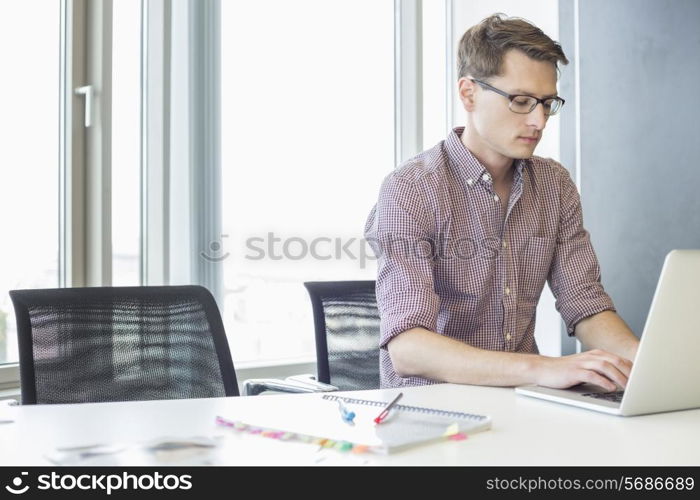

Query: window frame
[[0, 0, 435, 388]]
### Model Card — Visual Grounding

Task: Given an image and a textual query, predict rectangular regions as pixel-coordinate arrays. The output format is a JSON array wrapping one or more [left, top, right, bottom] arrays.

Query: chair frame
[[9, 285, 239, 404], [303, 280, 376, 386]]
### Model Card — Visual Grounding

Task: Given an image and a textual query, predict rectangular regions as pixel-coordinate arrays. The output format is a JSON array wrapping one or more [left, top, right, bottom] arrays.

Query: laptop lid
[[516, 249, 700, 416], [620, 249, 700, 415]]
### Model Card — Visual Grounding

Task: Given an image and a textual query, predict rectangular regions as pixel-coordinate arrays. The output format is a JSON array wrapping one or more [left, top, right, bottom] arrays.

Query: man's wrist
[[520, 353, 547, 386]]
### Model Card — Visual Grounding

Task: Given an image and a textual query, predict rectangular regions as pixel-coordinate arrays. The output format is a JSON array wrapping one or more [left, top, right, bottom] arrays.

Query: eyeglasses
[[470, 78, 565, 116]]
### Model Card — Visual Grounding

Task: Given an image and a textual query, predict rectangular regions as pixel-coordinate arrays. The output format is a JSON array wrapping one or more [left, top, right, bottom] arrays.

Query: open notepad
[[224, 394, 491, 454]]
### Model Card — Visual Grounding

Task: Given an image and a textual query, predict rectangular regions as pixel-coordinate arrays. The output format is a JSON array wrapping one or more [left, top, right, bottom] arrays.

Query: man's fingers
[[583, 360, 628, 389], [597, 353, 633, 378], [579, 370, 616, 392], [584, 350, 634, 379], [551, 352, 635, 392]]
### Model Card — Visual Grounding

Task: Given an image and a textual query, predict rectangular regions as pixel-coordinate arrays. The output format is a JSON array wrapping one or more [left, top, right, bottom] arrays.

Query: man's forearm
[[387, 327, 542, 387], [389, 323, 638, 390], [574, 310, 640, 361]]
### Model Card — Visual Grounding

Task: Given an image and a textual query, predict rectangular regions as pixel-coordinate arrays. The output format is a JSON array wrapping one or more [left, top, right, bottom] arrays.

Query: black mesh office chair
[[9, 285, 239, 404], [303, 281, 380, 391]]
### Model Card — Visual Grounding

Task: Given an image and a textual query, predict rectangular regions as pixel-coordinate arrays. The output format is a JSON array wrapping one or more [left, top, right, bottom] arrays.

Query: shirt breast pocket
[[519, 236, 556, 300]]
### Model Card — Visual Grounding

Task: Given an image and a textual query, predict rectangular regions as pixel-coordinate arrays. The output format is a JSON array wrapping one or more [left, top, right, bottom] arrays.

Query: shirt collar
[[446, 126, 527, 187]]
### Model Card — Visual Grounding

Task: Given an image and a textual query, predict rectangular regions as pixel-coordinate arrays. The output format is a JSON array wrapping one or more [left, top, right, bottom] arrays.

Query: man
[[364, 14, 639, 390]]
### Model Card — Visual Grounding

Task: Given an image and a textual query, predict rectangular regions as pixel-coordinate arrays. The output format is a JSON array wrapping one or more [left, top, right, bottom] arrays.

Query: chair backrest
[[303, 281, 380, 390], [9, 285, 239, 404]]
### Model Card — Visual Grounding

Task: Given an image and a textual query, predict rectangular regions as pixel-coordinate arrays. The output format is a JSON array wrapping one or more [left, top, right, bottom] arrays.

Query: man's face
[[460, 49, 559, 160]]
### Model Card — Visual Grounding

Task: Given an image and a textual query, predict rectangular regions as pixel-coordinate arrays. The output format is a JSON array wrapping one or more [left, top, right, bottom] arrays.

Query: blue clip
[[337, 399, 356, 424]]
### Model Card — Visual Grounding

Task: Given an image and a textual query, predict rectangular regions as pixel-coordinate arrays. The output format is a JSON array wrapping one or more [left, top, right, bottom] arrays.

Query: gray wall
[[560, 0, 700, 340]]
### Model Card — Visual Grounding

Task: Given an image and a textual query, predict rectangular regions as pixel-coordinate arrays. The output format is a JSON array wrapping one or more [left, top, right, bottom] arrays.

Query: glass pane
[[221, 0, 394, 363], [422, 0, 448, 148], [112, 0, 142, 286], [0, 0, 60, 364]]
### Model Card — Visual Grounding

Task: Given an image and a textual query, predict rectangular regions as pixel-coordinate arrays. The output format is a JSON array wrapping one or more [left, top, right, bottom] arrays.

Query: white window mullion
[[59, 0, 87, 288], [188, 0, 222, 303], [142, 0, 171, 286], [84, 0, 113, 286], [445, 0, 455, 132], [394, 0, 423, 166]]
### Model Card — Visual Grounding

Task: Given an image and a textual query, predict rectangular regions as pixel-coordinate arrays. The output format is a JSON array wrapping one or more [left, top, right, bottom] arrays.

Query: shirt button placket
[[502, 236, 513, 348]]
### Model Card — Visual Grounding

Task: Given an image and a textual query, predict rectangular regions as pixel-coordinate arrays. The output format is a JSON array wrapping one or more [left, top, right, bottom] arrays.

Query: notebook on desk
[[220, 393, 491, 454], [516, 249, 700, 416]]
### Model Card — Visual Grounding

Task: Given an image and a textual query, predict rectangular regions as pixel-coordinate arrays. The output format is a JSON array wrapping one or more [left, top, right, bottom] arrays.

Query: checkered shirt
[[364, 127, 615, 388]]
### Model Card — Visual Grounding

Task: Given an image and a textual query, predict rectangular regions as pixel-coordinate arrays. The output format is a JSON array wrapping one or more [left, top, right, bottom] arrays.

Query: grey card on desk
[[45, 437, 224, 466]]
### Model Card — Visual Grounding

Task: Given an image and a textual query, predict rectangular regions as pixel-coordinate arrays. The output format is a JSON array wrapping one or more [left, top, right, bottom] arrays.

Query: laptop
[[515, 249, 700, 416]]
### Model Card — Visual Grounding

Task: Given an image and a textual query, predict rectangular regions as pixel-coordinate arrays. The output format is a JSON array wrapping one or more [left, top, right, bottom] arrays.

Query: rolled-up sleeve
[[364, 174, 440, 348], [548, 168, 616, 335]]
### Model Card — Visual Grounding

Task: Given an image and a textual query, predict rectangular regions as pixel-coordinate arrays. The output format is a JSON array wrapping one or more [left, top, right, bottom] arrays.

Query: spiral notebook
[[222, 393, 491, 454]]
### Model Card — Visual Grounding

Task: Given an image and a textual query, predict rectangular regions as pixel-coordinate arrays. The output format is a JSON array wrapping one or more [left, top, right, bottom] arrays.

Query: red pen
[[373, 392, 403, 424]]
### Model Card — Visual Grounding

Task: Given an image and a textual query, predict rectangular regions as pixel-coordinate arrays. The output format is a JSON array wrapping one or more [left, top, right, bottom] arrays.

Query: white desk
[[1, 383, 699, 466]]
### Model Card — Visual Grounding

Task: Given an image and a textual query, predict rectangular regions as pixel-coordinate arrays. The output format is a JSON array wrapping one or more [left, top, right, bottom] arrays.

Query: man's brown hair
[[457, 13, 569, 80]]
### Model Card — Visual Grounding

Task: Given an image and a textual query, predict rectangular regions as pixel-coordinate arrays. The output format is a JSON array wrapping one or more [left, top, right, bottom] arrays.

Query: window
[[1, 1, 568, 380], [220, 0, 394, 363], [422, 0, 449, 147], [112, 0, 142, 286], [0, 1, 61, 365]]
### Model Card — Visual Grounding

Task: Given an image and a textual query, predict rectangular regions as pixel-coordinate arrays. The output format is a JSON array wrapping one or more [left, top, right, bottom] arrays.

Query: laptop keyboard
[[582, 391, 625, 403]]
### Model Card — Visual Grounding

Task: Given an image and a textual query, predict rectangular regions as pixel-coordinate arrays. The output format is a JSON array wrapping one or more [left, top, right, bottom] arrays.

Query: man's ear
[[457, 77, 477, 112]]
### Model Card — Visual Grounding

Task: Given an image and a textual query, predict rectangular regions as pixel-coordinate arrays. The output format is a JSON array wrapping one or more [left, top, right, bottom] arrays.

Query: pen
[[337, 398, 356, 424], [373, 392, 403, 424]]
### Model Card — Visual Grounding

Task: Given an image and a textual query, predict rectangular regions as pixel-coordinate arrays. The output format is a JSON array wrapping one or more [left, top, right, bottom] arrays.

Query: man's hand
[[533, 349, 633, 392]]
